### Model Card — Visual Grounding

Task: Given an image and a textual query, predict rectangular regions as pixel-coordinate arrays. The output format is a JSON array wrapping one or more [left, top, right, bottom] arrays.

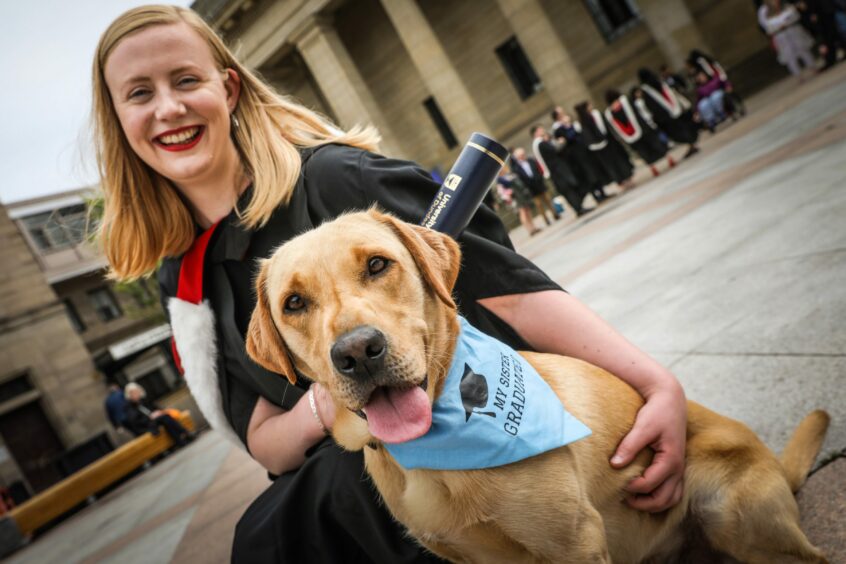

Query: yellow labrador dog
[[246, 210, 829, 563]]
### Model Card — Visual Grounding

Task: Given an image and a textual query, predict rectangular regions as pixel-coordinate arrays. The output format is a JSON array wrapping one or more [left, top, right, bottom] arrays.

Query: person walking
[[574, 101, 635, 190], [604, 90, 675, 177]]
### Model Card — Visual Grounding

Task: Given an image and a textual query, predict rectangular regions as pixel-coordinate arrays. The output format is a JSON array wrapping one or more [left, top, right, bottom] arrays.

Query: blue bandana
[[384, 317, 591, 470]]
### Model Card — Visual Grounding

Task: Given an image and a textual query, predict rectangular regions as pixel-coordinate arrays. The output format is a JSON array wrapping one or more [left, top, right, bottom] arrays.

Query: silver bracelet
[[308, 387, 328, 435]]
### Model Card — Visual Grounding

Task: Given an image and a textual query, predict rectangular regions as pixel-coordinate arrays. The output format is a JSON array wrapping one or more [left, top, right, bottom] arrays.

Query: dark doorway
[[0, 401, 65, 493]]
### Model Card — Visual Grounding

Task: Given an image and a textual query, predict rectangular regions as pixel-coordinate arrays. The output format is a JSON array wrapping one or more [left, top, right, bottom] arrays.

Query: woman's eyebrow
[[121, 64, 203, 87]]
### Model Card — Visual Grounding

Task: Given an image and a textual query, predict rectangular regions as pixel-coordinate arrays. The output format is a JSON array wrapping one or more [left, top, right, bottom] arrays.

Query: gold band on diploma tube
[[467, 141, 506, 168]]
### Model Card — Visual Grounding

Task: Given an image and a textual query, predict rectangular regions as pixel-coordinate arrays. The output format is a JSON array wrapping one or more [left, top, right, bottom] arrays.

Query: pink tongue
[[363, 386, 432, 444]]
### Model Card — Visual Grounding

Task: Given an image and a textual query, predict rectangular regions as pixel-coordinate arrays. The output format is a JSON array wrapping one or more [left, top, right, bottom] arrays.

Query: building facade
[[0, 190, 185, 497], [193, 0, 776, 172]]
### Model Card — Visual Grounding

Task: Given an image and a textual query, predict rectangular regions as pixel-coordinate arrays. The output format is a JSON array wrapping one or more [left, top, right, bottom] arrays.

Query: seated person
[[123, 383, 192, 447], [104, 383, 128, 430], [694, 71, 727, 132]]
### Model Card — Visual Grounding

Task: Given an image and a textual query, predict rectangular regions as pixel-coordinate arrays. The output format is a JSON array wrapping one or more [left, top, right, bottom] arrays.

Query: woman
[[760, 0, 817, 79], [693, 71, 727, 132], [637, 68, 700, 159], [604, 89, 674, 178], [94, 6, 687, 562], [574, 101, 635, 190]]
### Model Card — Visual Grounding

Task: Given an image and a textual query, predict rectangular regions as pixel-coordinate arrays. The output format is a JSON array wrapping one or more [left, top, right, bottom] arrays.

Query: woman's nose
[[154, 91, 186, 121]]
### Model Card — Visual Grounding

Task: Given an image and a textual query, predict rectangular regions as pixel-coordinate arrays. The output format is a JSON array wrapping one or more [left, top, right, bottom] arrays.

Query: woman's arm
[[479, 290, 687, 513], [246, 383, 336, 475]]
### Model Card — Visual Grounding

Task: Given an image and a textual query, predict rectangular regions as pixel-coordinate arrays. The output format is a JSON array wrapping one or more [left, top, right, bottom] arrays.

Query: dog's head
[[246, 209, 461, 449]]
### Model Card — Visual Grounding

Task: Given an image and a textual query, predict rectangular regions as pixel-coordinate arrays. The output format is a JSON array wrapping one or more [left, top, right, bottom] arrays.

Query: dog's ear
[[246, 263, 297, 384], [370, 209, 461, 309]]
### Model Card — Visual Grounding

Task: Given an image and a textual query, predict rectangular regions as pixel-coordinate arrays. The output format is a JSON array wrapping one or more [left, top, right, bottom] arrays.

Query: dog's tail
[[780, 410, 830, 493]]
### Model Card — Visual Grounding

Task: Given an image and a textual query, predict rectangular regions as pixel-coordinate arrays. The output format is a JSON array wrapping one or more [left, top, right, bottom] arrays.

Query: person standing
[[510, 147, 560, 224], [104, 383, 129, 430], [637, 69, 700, 159], [551, 107, 611, 203], [531, 125, 589, 216], [496, 166, 542, 236], [760, 0, 818, 79], [574, 102, 635, 190], [604, 90, 675, 178]]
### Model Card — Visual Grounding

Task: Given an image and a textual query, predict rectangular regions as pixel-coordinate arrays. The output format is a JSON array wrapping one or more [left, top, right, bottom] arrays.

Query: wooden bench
[[0, 411, 194, 556]]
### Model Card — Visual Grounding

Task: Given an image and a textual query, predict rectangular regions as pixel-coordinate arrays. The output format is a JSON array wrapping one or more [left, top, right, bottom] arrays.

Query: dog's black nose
[[330, 326, 387, 379]]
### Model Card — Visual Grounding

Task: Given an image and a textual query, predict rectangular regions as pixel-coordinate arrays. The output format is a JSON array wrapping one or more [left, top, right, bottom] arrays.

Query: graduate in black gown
[[530, 124, 589, 216], [604, 89, 675, 178], [637, 68, 700, 158], [551, 106, 610, 202], [574, 101, 635, 190]]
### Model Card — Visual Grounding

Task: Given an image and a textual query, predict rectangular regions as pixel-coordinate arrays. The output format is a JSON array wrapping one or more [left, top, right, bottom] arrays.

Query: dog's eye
[[367, 256, 390, 276], [283, 294, 306, 313]]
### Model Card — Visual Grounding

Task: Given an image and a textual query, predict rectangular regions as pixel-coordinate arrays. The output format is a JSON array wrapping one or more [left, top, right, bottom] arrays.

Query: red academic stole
[[171, 222, 220, 374]]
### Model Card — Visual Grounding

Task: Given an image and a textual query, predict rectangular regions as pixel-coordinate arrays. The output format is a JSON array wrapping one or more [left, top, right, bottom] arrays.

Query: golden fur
[[247, 210, 829, 563], [92, 5, 380, 280]]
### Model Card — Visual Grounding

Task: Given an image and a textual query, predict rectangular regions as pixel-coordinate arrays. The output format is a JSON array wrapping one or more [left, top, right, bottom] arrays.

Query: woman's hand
[[479, 290, 689, 513], [611, 377, 687, 512], [311, 382, 337, 432]]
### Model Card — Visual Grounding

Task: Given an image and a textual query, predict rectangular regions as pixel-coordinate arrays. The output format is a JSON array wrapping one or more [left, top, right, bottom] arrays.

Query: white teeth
[[158, 127, 199, 145]]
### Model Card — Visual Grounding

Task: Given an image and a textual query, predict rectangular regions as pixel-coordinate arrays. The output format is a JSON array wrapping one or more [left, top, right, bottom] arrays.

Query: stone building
[[193, 0, 777, 172], [0, 190, 184, 497]]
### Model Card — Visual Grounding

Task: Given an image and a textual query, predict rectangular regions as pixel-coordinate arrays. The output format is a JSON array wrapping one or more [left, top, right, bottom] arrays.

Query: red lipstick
[[153, 125, 204, 152]]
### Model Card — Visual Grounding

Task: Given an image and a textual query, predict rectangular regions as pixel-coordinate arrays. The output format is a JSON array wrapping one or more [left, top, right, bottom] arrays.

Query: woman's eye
[[367, 256, 391, 276], [284, 294, 306, 313], [177, 76, 198, 87], [128, 88, 150, 100]]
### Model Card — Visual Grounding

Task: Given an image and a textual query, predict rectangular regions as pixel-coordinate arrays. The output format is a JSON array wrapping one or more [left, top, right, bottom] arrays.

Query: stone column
[[496, 0, 593, 107], [638, 0, 710, 71], [289, 16, 406, 158], [380, 0, 492, 141]]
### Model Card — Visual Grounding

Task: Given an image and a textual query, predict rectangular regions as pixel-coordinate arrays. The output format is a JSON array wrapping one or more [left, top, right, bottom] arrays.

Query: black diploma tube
[[421, 132, 509, 238]]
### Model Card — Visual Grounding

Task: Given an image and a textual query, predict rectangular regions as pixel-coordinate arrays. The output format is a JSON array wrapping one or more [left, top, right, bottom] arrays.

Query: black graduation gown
[[553, 123, 608, 192], [158, 144, 562, 563], [606, 101, 668, 165], [640, 83, 699, 145], [534, 139, 584, 212], [580, 112, 634, 185]]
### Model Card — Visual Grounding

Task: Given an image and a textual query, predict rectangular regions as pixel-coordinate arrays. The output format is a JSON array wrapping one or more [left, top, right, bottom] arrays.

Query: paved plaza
[[9, 67, 846, 563]]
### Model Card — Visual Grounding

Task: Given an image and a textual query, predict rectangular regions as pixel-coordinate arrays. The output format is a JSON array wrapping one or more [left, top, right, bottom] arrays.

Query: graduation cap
[[460, 364, 496, 421]]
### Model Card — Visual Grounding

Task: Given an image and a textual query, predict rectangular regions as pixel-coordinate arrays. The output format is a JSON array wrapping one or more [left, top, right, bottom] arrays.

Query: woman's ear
[[224, 68, 241, 113], [246, 264, 297, 384]]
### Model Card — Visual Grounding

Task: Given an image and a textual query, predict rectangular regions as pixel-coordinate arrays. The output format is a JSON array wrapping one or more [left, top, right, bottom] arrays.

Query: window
[[87, 287, 122, 322], [495, 37, 542, 100], [0, 373, 35, 404], [584, 0, 640, 42], [63, 299, 86, 333], [423, 97, 458, 149], [21, 204, 90, 254]]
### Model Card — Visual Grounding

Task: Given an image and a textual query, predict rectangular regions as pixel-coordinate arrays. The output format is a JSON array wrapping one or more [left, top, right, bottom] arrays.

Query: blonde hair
[[93, 5, 380, 280]]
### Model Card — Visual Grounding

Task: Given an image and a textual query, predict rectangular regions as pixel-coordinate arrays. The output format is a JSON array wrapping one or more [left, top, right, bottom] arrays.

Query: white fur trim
[[168, 298, 243, 448], [531, 137, 551, 179], [588, 110, 609, 151]]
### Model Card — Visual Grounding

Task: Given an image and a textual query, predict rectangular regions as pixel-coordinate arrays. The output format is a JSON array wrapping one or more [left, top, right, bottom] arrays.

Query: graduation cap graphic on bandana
[[384, 317, 592, 471], [460, 365, 496, 421]]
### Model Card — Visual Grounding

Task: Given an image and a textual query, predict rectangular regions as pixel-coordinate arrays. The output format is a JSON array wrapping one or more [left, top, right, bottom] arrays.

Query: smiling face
[[103, 22, 240, 188], [247, 211, 461, 447]]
